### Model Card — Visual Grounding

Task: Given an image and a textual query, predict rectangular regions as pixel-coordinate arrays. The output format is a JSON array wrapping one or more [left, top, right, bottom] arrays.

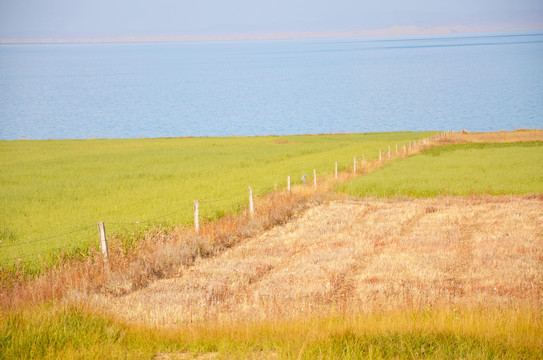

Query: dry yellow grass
[[85, 195, 543, 326], [438, 129, 543, 144]]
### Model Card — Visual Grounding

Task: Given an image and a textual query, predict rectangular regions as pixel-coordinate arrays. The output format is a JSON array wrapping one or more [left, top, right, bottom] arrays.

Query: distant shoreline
[[2, 129, 542, 143], [2, 24, 542, 45]]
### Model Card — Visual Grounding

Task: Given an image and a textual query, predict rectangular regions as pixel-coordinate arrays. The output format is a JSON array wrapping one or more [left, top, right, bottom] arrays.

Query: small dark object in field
[[425, 206, 438, 213]]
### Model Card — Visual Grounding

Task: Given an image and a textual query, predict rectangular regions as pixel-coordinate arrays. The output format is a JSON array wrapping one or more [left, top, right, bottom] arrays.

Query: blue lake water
[[1, 32, 542, 140]]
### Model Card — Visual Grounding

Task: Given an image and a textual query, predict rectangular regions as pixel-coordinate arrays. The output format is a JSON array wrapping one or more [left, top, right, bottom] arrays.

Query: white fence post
[[287, 175, 291, 194], [98, 222, 108, 260], [194, 200, 199, 234], [249, 186, 254, 216], [313, 169, 317, 188], [335, 162, 338, 179], [353, 156, 356, 174], [379, 149, 382, 162]]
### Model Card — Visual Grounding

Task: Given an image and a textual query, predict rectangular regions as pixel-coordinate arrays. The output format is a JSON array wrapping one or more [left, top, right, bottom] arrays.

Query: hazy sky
[[1, 0, 542, 40]]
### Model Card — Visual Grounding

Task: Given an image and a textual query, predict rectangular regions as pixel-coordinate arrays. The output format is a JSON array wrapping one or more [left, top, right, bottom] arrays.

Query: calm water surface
[[1, 32, 542, 140]]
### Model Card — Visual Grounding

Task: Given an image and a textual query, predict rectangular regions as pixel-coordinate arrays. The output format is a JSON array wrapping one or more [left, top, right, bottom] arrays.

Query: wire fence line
[[199, 190, 249, 204], [107, 209, 187, 226], [0, 190, 252, 253], [0, 225, 96, 250], [3, 230, 96, 263], [0, 188, 256, 258], [1, 133, 449, 262]]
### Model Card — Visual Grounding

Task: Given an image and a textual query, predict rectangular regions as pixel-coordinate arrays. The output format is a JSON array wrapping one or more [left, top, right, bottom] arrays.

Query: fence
[[0, 132, 453, 264]]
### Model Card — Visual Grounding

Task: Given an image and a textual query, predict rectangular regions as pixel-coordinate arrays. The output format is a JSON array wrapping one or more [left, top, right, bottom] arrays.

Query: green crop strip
[[340, 141, 543, 198]]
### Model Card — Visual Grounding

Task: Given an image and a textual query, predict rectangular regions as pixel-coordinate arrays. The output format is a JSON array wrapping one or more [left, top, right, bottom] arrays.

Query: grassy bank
[[1, 305, 541, 359], [0, 132, 434, 265], [339, 141, 543, 198]]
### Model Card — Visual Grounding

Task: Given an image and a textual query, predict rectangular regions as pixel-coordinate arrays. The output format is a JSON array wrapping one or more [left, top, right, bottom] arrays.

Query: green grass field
[[1, 305, 540, 359], [339, 142, 543, 198], [0, 132, 433, 265]]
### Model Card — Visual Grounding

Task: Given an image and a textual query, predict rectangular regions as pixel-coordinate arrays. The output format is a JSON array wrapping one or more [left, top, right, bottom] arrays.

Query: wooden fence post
[[194, 200, 199, 234], [98, 222, 108, 260], [395, 144, 398, 155], [353, 156, 356, 174], [379, 149, 382, 162], [403, 144, 406, 154], [249, 186, 254, 216], [335, 162, 338, 179], [287, 175, 291, 194], [313, 169, 317, 188], [362, 154, 366, 167], [388, 145, 391, 159]]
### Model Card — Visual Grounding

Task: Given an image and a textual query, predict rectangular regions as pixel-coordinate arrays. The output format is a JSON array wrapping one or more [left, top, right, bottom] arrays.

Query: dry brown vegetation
[[1, 129, 542, 317], [0, 187, 327, 309], [440, 128, 543, 144], [84, 195, 543, 325]]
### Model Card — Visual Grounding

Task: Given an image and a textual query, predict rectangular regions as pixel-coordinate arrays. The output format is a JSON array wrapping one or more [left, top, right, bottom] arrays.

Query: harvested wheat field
[[90, 195, 543, 326]]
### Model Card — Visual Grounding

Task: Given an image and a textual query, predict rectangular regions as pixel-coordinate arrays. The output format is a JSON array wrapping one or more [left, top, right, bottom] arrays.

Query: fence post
[[395, 144, 398, 155], [313, 169, 317, 188], [98, 222, 108, 260], [379, 149, 382, 162], [335, 162, 338, 179], [287, 175, 291, 194], [388, 145, 391, 159], [194, 200, 199, 234], [362, 154, 366, 167], [353, 156, 356, 174], [403, 144, 406, 154], [249, 186, 254, 216]]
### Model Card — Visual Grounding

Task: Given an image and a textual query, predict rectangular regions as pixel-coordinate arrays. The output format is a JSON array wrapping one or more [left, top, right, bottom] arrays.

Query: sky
[[1, 0, 542, 42]]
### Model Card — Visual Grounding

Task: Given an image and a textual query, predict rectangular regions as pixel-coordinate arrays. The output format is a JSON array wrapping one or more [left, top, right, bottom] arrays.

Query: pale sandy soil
[[88, 196, 542, 326]]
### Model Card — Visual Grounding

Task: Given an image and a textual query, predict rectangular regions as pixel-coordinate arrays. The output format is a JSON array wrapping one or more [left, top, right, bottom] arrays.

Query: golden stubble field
[[87, 195, 543, 326]]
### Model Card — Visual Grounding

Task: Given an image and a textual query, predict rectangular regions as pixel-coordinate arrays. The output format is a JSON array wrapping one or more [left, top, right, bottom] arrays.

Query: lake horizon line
[[2, 24, 543, 45]]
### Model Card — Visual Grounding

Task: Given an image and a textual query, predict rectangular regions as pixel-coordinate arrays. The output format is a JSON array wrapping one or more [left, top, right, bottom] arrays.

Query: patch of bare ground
[[87, 195, 543, 326]]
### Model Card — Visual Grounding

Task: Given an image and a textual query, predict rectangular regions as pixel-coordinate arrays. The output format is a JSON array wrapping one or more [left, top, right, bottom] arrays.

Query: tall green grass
[[1, 305, 541, 359], [340, 141, 543, 198], [0, 132, 433, 265]]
